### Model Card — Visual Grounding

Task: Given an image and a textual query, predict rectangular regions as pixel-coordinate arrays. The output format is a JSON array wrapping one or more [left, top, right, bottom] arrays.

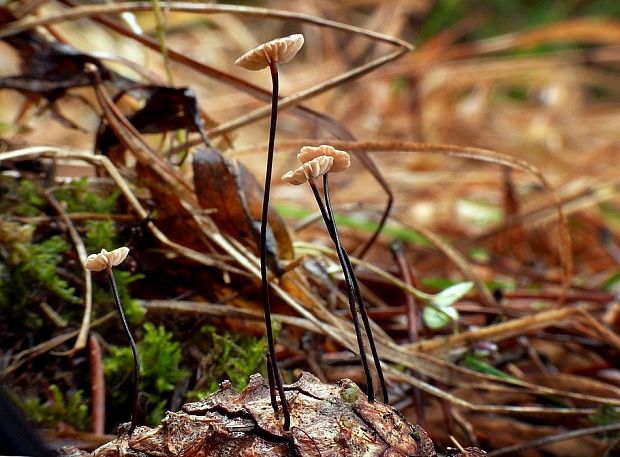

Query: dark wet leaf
[[96, 86, 208, 157], [0, 7, 133, 129]]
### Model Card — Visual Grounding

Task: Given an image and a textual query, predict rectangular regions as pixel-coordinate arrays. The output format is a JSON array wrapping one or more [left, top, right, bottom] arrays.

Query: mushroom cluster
[[282, 145, 389, 404], [282, 145, 351, 185]]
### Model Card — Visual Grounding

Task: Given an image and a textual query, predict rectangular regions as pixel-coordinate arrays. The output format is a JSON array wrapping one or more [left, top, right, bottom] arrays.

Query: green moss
[[15, 179, 46, 216], [19, 385, 90, 431], [190, 325, 267, 399], [0, 222, 80, 328], [85, 220, 118, 253], [55, 178, 120, 213], [590, 404, 620, 426], [104, 323, 188, 426]]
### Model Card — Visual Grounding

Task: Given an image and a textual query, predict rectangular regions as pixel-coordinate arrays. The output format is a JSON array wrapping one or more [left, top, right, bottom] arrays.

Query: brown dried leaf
[[193, 146, 293, 270]]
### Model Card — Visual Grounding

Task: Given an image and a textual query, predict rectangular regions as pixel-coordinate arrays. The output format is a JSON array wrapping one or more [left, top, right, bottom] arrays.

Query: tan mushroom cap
[[298, 145, 350, 173], [85, 247, 130, 271], [281, 166, 307, 185], [303, 155, 334, 180], [281, 156, 335, 185], [235, 34, 304, 71]]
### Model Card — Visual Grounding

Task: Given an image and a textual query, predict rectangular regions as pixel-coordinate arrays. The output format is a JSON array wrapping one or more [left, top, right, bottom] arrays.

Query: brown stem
[[389, 240, 424, 423], [88, 334, 106, 434], [389, 240, 419, 344]]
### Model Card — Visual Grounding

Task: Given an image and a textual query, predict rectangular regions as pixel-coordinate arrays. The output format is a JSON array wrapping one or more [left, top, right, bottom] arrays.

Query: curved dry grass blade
[[44, 190, 93, 354], [139, 299, 322, 333], [486, 422, 620, 457], [0, 2, 412, 48], [2, 312, 115, 376], [272, 139, 573, 297], [207, 48, 409, 138], [443, 18, 620, 60], [404, 304, 590, 354]]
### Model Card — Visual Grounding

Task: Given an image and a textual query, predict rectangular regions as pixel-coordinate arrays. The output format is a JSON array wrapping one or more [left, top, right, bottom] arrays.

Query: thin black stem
[[107, 266, 140, 434], [266, 355, 278, 412], [322, 173, 389, 403], [260, 60, 290, 431], [308, 178, 375, 401]]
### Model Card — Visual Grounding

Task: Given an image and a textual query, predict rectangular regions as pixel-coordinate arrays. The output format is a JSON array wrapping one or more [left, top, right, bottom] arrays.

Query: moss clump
[[190, 325, 267, 399], [54, 177, 120, 214], [0, 221, 80, 329], [19, 384, 90, 431], [105, 323, 188, 426]]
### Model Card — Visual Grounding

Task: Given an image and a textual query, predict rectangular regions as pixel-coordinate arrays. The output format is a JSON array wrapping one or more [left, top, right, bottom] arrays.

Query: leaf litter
[[1, 1, 620, 456]]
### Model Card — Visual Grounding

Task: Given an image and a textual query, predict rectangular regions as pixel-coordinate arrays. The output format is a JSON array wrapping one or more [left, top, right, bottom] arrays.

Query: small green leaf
[[462, 354, 514, 380], [423, 282, 471, 330], [423, 304, 459, 330], [430, 281, 473, 308]]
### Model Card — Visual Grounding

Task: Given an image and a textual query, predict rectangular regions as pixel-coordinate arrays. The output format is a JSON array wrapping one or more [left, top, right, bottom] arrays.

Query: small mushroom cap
[[235, 34, 304, 71], [281, 166, 307, 185], [303, 155, 334, 179], [85, 247, 130, 271], [298, 145, 350, 172]]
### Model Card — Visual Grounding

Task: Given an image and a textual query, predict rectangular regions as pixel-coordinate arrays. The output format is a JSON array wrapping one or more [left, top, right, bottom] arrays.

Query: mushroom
[[86, 247, 140, 434], [235, 34, 304, 71], [85, 247, 130, 271], [281, 165, 307, 186], [298, 145, 350, 173], [235, 33, 304, 432], [303, 155, 334, 179], [281, 155, 335, 185], [281, 148, 389, 403]]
